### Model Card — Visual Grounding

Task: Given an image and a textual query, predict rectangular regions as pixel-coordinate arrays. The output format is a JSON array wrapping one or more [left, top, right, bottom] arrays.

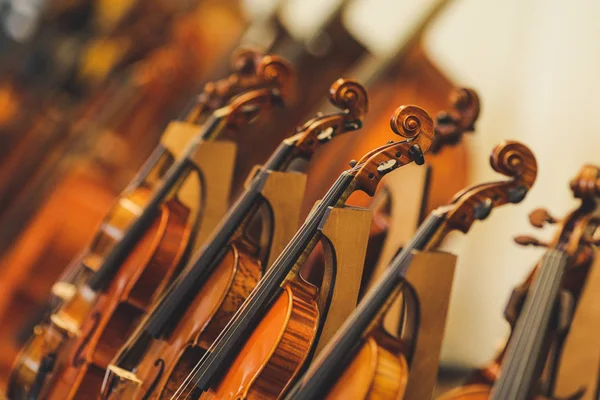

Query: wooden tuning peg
[[514, 235, 549, 247], [528, 208, 558, 228]]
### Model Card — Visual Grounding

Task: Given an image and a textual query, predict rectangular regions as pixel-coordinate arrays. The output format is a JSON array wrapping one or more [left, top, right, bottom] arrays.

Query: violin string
[[492, 250, 563, 399], [172, 174, 352, 399], [494, 251, 556, 398], [149, 141, 299, 335], [518, 251, 565, 397], [503, 253, 553, 397], [290, 213, 442, 398]]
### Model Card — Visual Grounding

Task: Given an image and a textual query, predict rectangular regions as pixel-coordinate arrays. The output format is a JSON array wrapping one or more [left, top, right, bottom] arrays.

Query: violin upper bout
[[325, 337, 408, 400]]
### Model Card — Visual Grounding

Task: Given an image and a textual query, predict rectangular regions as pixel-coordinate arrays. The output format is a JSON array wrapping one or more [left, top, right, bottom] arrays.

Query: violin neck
[[143, 140, 298, 337], [490, 249, 568, 400], [284, 212, 444, 400], [86, 115, 222, 292], [190, 171, 356, 392]]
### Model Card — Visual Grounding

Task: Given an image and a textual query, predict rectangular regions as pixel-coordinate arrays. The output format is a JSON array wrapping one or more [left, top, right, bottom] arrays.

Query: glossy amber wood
[[326, 337, 408, 400], [43, 197, 190, 399], [437, 385, 491, 400], [0, 170, 116, 383], [103, 243, 262, 399], [202, 279, 319, 400], [6, 186, 152, 398]]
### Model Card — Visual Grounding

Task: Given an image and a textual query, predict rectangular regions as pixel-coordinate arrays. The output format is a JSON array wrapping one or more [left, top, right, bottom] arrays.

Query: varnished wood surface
[[44, 198, 190, 399], [102, 244, 261, 399], [202, 280, 319, 400], [326, 337, 408, 400], [0, 170, 116, 384]]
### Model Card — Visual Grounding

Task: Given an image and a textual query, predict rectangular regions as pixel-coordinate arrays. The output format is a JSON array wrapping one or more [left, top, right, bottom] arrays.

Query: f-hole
[[72, 312, 101, 367], [142, 359, 166, 400]]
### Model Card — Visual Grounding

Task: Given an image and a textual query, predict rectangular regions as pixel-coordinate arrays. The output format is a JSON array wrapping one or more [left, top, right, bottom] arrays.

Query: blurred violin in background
[[438, 165, 600, 400]]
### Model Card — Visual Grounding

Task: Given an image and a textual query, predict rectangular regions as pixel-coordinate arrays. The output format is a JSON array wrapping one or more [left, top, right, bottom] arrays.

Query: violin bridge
[[50, 313, 82, 336], [51, 282, 77, 301], [107, 365, 143, 385]]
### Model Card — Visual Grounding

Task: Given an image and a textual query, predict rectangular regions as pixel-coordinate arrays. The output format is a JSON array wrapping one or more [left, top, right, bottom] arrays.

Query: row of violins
[[4, 51, 600, 400]]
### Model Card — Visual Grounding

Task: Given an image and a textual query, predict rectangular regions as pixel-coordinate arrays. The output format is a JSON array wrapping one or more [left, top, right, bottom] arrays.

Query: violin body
[[202, 278, 319, 400], [103, 241, 262, 399], [325, 336, 408, 400], [6, 188, 189, 399], [0, 170, 116, 382], [44, 197, 191, 399], [6, 186, 152, 398]]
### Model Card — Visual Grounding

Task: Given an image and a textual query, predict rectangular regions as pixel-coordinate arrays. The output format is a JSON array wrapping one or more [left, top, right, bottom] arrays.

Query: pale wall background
[[243, 0, 600, 367]]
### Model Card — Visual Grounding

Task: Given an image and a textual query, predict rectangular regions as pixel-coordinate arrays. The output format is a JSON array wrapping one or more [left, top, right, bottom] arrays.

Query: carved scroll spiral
[[328, 78, 369, 119], [352, 105, 434, 196], [570, 164, 600, 199], [490, 141, 537, 189], [390, 105, 434, 146], [257, 56, 294, 98], [431, 87, 480, 153], [442, 141, 537, 235]]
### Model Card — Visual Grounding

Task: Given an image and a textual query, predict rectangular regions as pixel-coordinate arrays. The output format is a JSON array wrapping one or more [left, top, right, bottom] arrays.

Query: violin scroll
[[293, 79, 367, 155], [352, 105, 434, 196], [431, 88, 481, 153], [188, 51, 291, 124], [490, 141, 537, 190], [328, 78, 369, 120], [390, 104, 434, 140], [257, 55, 295, 99], [569, 164, 600, 200], [437, 141, 537, 234]]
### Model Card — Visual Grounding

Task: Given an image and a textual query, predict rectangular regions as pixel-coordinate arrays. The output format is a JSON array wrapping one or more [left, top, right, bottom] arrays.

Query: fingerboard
[[143, 141, 296, 336], [189, 172, 356, 393], [490, 249, 568, 400], [284, 212, 444, 400], [87, 115, 221, 291]]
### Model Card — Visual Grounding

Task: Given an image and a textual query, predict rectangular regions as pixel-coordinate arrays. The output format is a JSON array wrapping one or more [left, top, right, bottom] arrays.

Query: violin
[[305, 87, 481, 295], [285, 141, 537, 400], [100, 79, 369, 400], [7, 66, 289, 400], [0, 48, 274, 380], [438, 165, 600, 400], [22, 53, 293, 400], [173, 104, 436, 400]]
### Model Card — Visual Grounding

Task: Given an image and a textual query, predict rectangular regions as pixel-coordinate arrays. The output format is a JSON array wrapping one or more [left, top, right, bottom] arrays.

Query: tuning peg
[[409, 144, 425, 165], [473, 198, 493, 220], [514, 235, 549, 248], [528, 208, 558, 228]]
